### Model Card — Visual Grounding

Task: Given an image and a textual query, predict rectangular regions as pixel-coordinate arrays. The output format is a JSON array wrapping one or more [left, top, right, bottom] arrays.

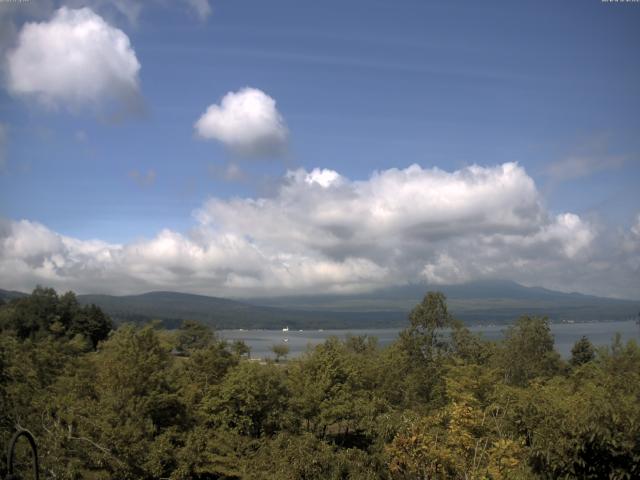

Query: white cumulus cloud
[[195, 87, 289, 157], [0, 163, 638, 299], [5, 7, 141, 112]]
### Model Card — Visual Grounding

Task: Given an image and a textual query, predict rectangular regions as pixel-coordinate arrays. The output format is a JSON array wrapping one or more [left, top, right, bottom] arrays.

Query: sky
[[0, 0, 639, 299]]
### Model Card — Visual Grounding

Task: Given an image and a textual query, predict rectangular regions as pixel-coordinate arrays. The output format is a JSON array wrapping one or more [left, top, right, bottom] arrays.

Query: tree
[[0, 287, 111, 349], [70, 303, 113, 348], [168, 426, 248, 479], [231, 339, 251, 358], [501, 342, 640, 479], [400, 291, 453, 360], [450, 319, 493, 365], [389, 292, 454, 408], [271, 343, 290, 362], [409, 291, 452, 331], [344, 334, 378, 354], [57, 291, 80, 331], [245, 431, 385, 479], [4, 284, 640, 480], [287, 337, 383, 441], [570, 336, 596, 367], [0, 286, 59, 339], [202, 362, 290, 438], [388, 406, 526, 479], [177, 319, 214, 352], [62, 324, 184, 477], [179, 341, 238, 406], [500, 316, 563, 386]]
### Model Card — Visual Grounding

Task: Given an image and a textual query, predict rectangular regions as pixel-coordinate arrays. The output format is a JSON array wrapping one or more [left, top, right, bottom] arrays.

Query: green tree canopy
[[0, 287, 112, 348], [202, 361, 290, 438], [500, 315, 563, 386], [177, 319, 214, 352], [570, 335, 596, 367], [271, 343, 290, 362]]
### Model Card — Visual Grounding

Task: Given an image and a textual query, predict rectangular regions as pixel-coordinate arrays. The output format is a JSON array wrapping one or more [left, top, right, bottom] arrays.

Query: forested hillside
[[1, 287, 639, 479], [5, 280, 638, 331], [76, 291, 405, 330]]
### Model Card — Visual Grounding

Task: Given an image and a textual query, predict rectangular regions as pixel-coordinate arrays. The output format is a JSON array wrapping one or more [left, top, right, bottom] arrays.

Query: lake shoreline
[[219, 320, 640, 359]]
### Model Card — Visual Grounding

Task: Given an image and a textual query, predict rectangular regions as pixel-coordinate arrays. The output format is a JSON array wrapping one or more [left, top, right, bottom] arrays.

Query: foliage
[[387, 404, 525, 480], [499, 315, 563, 386], [388, 292, 455, 409], [177, 319, 214, 352], [271, 343, 290, 362], [0, 287, 638, 479], [499, 339, 640, 479], [570, 335, 596, 367], [0, 286, 112, 347], [202, 361, 290, 438], [402, 292, 452, 359]]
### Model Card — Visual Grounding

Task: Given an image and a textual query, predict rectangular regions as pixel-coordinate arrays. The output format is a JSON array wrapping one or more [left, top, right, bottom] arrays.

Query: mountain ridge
[[2, 281, 639, 329]]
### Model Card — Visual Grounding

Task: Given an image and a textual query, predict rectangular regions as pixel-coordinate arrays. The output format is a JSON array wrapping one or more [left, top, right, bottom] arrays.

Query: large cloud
[[0, 163, 638, 299], [195, 88, 289, 157], [5, 7, 141, 111]]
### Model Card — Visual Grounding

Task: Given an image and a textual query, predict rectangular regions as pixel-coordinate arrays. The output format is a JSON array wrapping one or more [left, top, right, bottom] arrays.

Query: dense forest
[[1, 287, 639, 479]]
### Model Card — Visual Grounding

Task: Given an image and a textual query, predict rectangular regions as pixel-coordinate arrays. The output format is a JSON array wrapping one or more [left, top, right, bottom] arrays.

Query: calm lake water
[[220, 320, 640, 359]]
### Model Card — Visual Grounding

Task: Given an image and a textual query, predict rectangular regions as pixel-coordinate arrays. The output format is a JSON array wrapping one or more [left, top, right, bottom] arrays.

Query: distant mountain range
[[244, 279, 640, 326], [1, 280, 639, 330], [0, 289, 27, 302]]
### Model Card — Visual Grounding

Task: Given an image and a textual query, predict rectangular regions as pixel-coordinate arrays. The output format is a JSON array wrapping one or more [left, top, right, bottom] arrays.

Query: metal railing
[[3, 429, 39, 480]]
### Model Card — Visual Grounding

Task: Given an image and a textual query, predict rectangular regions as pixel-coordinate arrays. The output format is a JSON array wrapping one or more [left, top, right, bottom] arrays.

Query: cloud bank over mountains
[[1, 163, 638, 299]]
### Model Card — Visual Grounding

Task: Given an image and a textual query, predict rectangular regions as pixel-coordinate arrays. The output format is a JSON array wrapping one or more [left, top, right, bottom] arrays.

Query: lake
[[220, 320, 640, 359]]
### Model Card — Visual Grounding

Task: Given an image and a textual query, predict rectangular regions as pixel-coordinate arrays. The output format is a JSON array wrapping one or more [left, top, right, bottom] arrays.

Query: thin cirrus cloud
[[0, 124, 7, 171], [209, 162, 247, 182], [128, 169, 157, 187], [66, 0, 213, 23], [1, 163, 638, 299], [194, 87, 289, 157], [0, 1, 213, 40], [184, 0, 213, 20], [5, 7, 141, 114], [545, 154, 629, 182]]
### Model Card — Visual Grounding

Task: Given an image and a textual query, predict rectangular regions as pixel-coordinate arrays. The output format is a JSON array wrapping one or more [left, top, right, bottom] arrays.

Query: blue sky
[[0, 0, 639, 298]]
